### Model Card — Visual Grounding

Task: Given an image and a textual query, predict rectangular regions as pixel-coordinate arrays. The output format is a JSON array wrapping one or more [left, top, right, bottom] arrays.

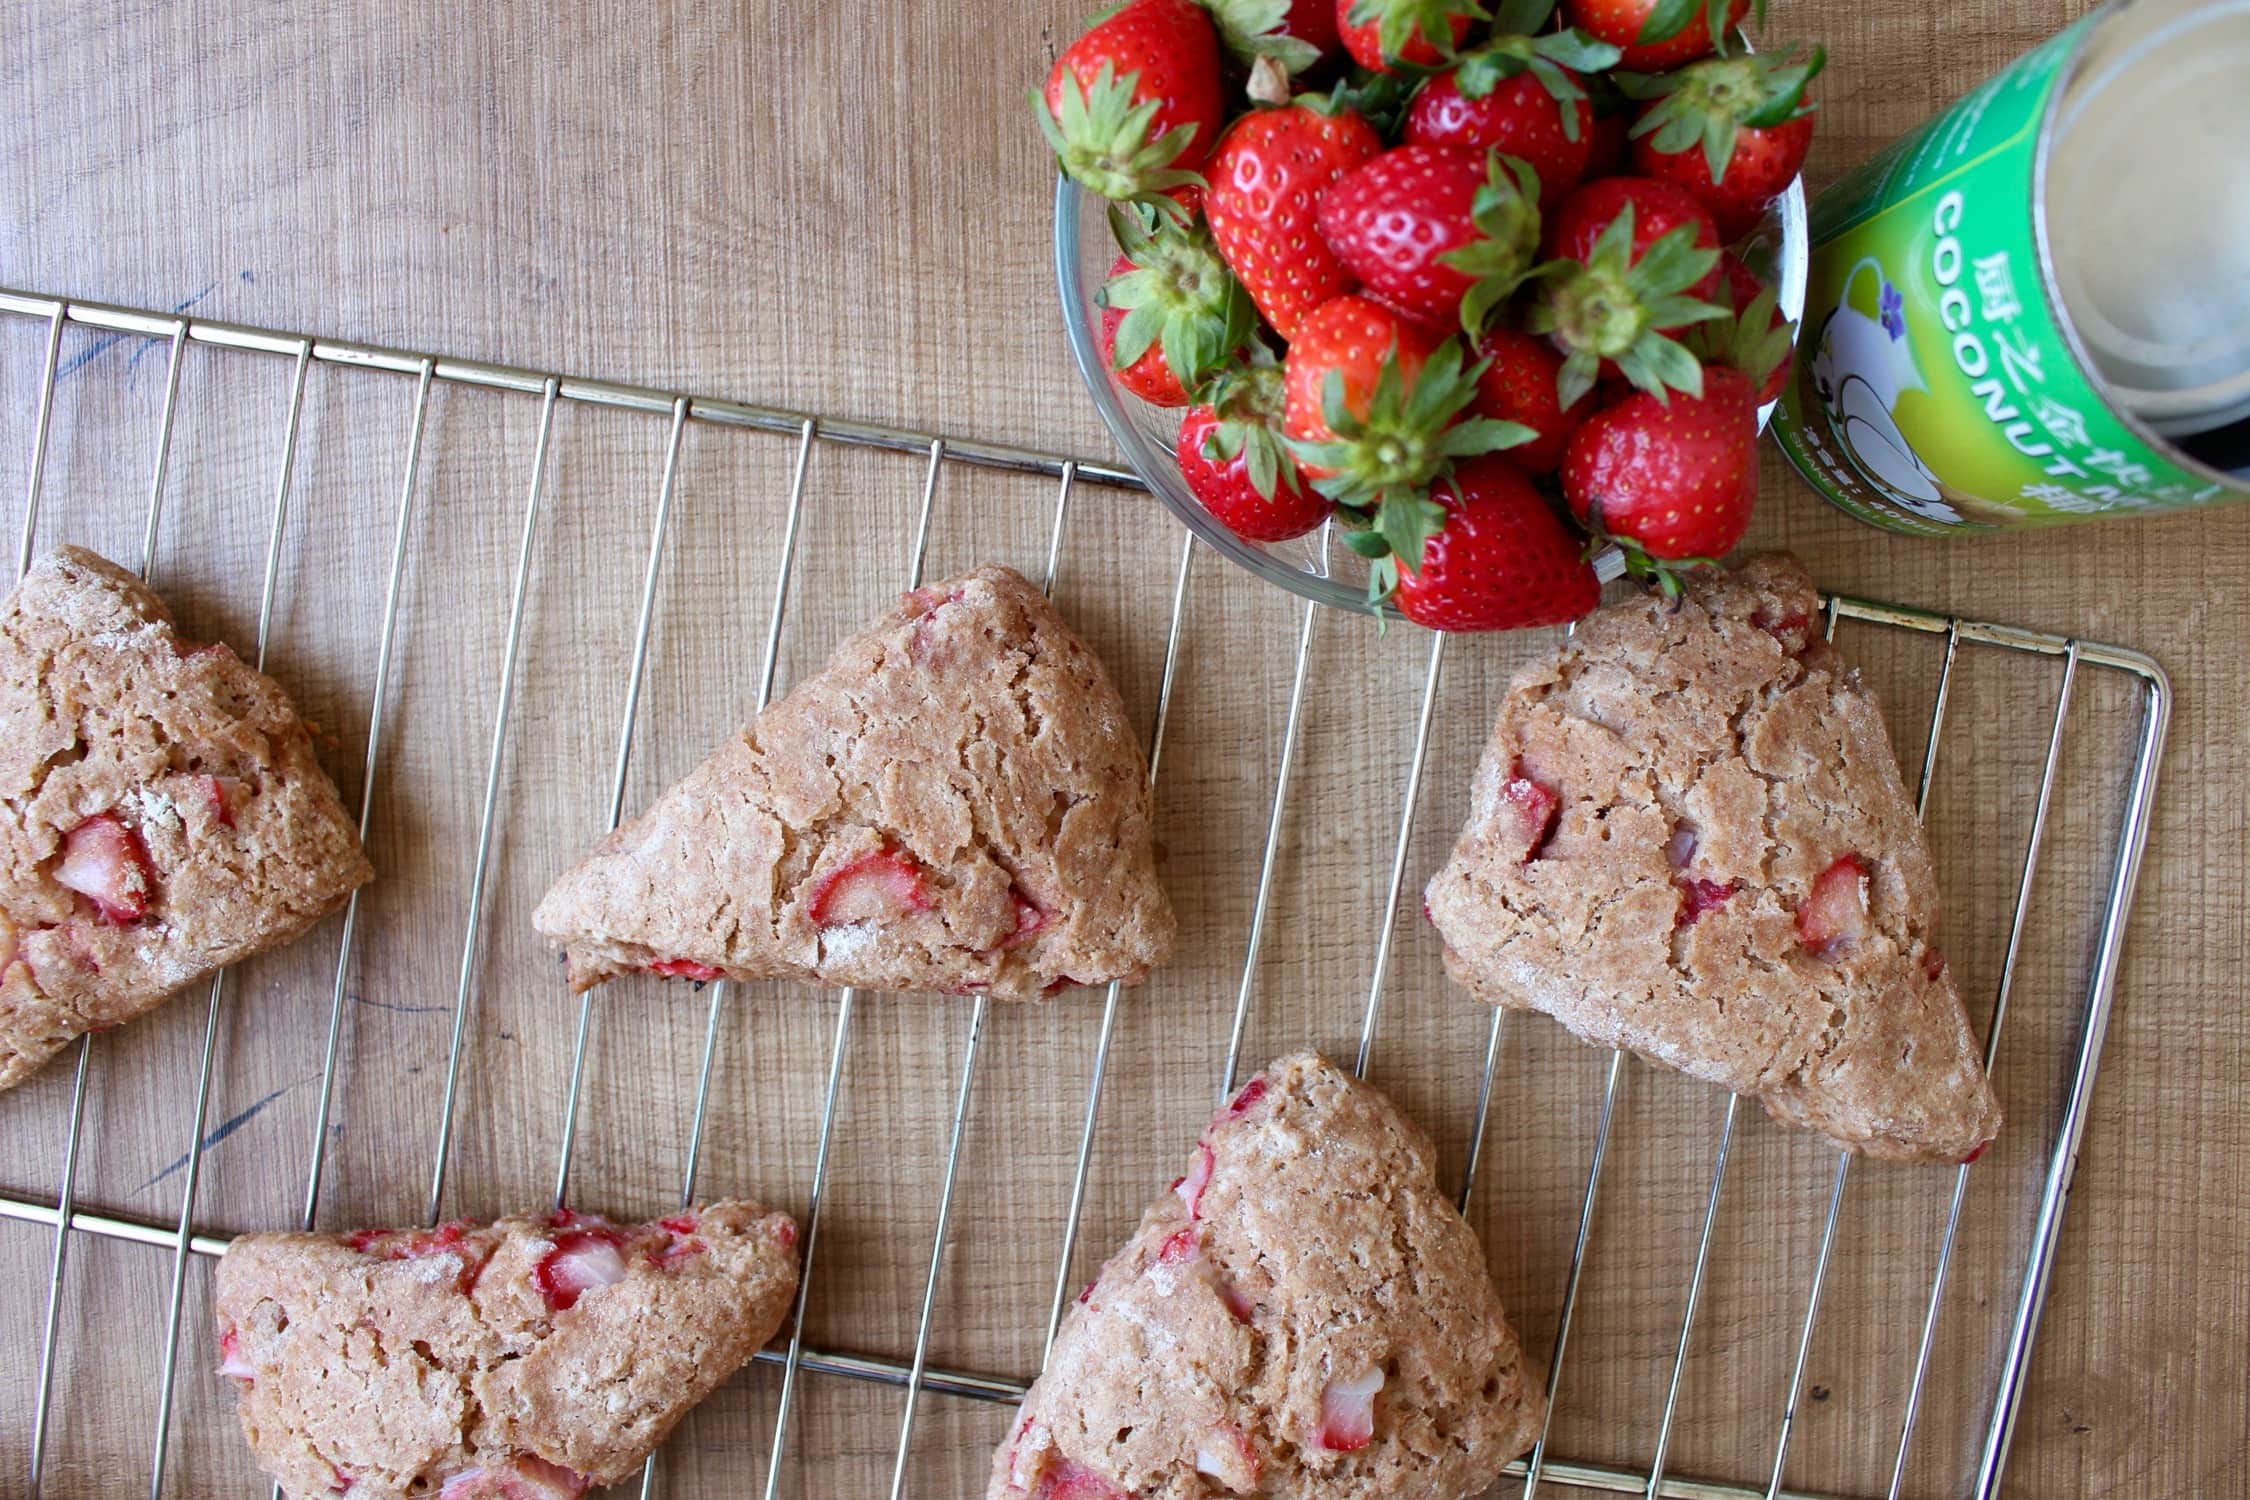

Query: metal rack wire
[[0, 287, 2170, 1500]]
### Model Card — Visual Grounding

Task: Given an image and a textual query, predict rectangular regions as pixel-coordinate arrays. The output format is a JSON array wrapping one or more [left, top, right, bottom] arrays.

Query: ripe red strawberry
[[1336, 0, 1482, 72], [1407, 73, 1589, 214], [1101, 259, 1191, 404], [1391, 456, 1602, 631], [1206, 0, 1341, 74], [1402, 18, 1622, 210], [1627, 49, 1824, 239], [1040, 0, 1226, 208], [1178, 360, 1333, 541], [1097, 208, 1256, 406], [1563, 365, 1760, 575], [1544, 176, 1722, 295], [1205, 102, 1384, 340], [1529, 175, 1725, 405], [1283, 296, 1529, 498], [1316, 145, 1544, 335], [1563, 0, 1750, 71], [1284, 296, 1439, 471], [1687, 252, 1797, 404], [1469, 327, 1593, 472]]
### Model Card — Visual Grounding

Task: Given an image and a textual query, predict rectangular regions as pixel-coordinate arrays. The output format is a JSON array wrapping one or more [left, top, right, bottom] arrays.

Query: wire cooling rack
[[0, 287, 2169, 1500]]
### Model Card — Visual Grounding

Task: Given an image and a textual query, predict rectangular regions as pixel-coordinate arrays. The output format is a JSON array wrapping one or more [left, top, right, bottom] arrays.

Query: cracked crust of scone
[[0, 546, 373, 1092], [532, 564, 1173, 1002], [993, 1053, 1543, 1500], [215, 1201, 798, 1499], [1425, 553, 2001, 1162]]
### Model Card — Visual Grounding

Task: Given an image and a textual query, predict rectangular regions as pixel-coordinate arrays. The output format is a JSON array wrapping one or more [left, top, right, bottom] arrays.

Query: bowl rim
[[1055, 161, 1809, 620]]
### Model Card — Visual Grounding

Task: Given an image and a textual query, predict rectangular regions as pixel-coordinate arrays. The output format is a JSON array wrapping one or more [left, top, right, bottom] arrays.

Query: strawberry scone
[[215, 1201, 799, 1499], [993, 1053, 1543, 1500], [534, 564, 1173, 1001], [1425, 554, 2001, 1162], [0, 546, 371, 1092]]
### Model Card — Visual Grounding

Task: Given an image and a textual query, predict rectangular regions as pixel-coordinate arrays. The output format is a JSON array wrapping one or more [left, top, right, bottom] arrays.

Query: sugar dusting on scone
[[0, 546, 372, 1091], [1425, 553, 2001, 1162], [215, 1201, 799, 1498], [533, 564, 1173, 1002], [992, 1053, 1543, 1500]]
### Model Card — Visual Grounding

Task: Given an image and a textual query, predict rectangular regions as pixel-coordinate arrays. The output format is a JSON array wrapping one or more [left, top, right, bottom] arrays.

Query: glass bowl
[[1054, 168, 1809, 618]]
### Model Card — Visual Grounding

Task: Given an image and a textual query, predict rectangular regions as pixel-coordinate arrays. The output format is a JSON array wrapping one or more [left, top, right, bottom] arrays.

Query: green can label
[[1772, 16, 2235, 533]]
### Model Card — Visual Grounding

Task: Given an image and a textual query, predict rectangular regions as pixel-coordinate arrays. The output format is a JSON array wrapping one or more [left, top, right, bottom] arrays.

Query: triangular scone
[[216, 1201, 799, 1499], [1426, 554, 2000, 1162], [534, 564, 1173, 1001], [0, 547, 372, 1092], [992, 1053, 1543, 1500]]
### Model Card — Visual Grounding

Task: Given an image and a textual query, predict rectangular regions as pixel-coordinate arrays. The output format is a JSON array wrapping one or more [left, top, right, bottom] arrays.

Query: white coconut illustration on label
[[1810, 257, 1961, 523]]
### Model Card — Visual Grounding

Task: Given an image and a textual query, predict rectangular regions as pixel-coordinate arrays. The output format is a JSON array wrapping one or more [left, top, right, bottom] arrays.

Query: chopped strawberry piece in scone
[[1217, 1280, 1255, 1324], [1175, 1142, 1215, 1218], [1797, 855, 1870, 957], [773, 1218, 797, 1249], [436, 1457, 589, 1500], [806, 846, 935, 927], [328, 1462, 356, 1496], [199, 773, 244, 828], [1675, 878, 1737, 928], [659, 1212, 699, 1236], [56, 812, 155, 923], [644, 957, 724, 982], [1030, 1459, 1128, 1500], [1753, 606, 1816, 653], [347, 1220, 469, 1257], [346, 1220, 486, 1292], [1001, 886, 1048, 949], [1922, 948, 1948, 981], [1499, 767, 1561, 862], [1222, 1076, 1267, 1120], [1157, 1227, 1198, 1264], [1194, 1421, 1262, 1491], [1960, 1140, 1989, 1166], [534, 1228, 629, 1312], [653, 1234, 704, 1269], [217, 1326, 255, 1380], [547, 1208, 609, 1231], [1317, 1366, 1385, 1451]]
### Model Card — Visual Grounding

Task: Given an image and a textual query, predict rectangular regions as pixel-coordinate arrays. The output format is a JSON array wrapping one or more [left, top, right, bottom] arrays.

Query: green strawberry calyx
[[1344, 0, 1489, 70], [1199, 357, 1304, 501], [1451, 9, 1623, 138], [1628, 0, 1763, 58], [1205, 0, 1325, 74], [1525, 202, 1725, 407], [1036, 61, 1206, 209], [1291, 338, 1535, 605], [1439, 152, 1551, 338], [1101, 205, 1258, 397], [1619, 46, 1824, 182], [1686, 280, 1798, 392], [1578, 502, 1719, 599]]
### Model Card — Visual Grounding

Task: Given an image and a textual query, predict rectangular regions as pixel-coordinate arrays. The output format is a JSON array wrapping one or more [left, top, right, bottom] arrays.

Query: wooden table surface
[[0, 2, 2242, 1497]]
